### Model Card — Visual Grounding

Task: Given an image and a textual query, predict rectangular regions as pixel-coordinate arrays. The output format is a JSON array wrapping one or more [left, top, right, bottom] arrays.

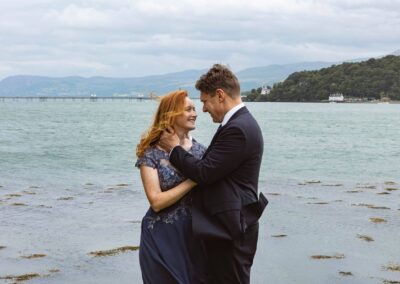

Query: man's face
[[200, 92, 224, 123]]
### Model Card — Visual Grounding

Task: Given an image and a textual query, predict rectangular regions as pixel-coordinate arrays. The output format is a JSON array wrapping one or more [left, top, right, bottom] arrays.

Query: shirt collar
[[220, 103, 245, 127]]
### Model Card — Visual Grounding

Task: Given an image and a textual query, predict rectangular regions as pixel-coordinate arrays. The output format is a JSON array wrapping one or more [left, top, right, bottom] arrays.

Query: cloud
[[0, 0, 399, 79], [46, 5, 112, 29]]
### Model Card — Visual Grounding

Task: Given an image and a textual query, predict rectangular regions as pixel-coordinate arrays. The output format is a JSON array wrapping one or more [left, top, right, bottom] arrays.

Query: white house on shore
[[329, 93, 344, 102], [261, 85, 271, 95]]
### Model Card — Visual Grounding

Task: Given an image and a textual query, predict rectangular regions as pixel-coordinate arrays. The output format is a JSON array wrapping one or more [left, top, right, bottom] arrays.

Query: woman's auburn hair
[[136, 90, 188, 157]]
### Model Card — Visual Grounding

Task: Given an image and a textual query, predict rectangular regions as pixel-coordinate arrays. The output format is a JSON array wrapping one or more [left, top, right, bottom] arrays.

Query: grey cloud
[[0, 0, 399, 79]]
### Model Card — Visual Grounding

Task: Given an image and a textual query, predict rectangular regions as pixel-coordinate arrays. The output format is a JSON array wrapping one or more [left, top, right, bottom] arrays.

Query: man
[[160, 64, 267, 284]]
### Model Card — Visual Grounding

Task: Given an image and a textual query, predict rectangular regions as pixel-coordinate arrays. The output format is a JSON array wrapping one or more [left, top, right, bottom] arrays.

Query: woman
[[135, 90, 207, 284]]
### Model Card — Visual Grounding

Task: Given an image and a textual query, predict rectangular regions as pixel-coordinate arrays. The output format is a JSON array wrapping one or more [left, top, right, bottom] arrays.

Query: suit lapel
[[202, 107, 248, 158], [203, 125, 223, 157]]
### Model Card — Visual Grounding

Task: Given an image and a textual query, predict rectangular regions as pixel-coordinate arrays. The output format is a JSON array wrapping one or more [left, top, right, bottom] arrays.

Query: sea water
[[1, 100, 399, 283]]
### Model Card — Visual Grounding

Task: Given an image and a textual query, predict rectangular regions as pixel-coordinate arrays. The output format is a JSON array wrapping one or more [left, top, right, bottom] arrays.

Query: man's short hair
[[195, 64, 240, 98]]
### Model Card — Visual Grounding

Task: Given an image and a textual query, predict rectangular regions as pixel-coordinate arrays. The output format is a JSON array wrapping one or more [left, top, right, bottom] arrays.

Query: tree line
[[243, 55, 400, 102]]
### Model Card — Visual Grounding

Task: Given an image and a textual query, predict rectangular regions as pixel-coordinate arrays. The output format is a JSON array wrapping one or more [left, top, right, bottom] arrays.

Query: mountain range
[[1, 50, 398, 97]]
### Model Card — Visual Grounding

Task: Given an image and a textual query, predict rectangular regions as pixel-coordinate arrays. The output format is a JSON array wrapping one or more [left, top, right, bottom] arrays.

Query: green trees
[[244, 55, 400, 102]]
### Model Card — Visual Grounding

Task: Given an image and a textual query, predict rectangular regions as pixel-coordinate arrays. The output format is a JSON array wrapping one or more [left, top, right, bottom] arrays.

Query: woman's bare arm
[[140, 166, 196, 212]]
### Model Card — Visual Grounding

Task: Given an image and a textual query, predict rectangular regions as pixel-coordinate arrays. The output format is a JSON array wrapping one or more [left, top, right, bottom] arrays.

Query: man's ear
[[216, 88, 225, 102]]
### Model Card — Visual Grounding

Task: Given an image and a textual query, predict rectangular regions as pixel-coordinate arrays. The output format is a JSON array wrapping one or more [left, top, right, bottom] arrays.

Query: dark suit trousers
[[203, 222, 259, 284]]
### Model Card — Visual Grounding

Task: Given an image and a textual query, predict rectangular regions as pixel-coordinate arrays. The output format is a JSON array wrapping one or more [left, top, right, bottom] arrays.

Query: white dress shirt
[[220, 103, 245, 127]]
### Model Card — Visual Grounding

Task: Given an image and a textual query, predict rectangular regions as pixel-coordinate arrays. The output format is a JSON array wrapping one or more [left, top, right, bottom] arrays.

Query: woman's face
[[174, 97, 197, 131]]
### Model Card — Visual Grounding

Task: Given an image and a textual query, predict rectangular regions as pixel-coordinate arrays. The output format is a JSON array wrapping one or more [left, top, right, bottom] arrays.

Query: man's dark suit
[[169, 106, 267, 284]]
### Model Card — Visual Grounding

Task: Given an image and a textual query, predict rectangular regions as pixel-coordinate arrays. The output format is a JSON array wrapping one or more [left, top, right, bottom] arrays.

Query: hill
[[249, 55, 400, 102], [0, 62, 336, 97], [0, 70, 205, 97]]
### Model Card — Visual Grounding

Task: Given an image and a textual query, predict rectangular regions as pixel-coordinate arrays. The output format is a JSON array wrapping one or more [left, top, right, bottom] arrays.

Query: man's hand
[[158, 127, 180, 152]]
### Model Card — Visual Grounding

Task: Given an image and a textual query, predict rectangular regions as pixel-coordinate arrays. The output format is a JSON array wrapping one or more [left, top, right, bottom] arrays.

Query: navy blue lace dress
[[135, 141, 207, 284]]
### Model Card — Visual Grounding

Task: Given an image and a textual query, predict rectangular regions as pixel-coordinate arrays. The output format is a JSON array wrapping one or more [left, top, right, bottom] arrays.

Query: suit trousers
[[202, 222, 259, 284]]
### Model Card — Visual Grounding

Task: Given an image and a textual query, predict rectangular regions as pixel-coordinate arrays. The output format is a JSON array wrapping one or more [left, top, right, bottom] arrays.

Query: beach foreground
[[1, 179, 399, 284]]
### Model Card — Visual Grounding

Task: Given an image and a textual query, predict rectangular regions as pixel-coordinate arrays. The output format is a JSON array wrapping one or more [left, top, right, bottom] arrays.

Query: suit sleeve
[[170, 126, 246, 185]]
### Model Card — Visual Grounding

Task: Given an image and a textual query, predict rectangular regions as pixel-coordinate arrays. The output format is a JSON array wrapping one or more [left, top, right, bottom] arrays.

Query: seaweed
[[271, 234, 287, 238], [338, 271, 353, 276], [311, 254, 345, 259], [21, 254, 46, 259], [0, 273, 40, 282], [383, 263, 400, 272], [369, 218, 387, 223], [357, 234, 374, 242], [89, 246, 139, 257]]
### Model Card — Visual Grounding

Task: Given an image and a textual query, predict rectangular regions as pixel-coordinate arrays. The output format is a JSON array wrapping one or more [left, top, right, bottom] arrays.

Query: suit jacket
[[170, 106, 268, 240]]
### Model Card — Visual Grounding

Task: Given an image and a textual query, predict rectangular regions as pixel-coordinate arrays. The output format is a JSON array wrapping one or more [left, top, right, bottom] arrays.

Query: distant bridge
[[0, 96, 155, 101]]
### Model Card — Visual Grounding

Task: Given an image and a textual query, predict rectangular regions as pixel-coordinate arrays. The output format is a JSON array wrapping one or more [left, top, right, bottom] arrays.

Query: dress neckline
[[154, 141, 195, 155]]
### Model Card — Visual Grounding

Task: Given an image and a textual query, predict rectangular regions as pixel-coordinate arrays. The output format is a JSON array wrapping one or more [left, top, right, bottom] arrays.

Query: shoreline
[[2, 96, 400, 104]]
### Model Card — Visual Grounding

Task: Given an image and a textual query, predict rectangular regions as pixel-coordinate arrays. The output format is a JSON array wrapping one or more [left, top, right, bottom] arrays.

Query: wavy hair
[[195, 63, 240, 98], [136, 90, 188, 157]]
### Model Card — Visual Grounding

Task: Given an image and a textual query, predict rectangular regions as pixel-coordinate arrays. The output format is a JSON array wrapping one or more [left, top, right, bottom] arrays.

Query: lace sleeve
[[135, 148, 157, 169], [192, 139, 207, 158]]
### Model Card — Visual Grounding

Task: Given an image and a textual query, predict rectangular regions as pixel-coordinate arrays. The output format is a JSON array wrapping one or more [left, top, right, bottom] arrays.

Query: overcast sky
[[0, 0, 399, 79]]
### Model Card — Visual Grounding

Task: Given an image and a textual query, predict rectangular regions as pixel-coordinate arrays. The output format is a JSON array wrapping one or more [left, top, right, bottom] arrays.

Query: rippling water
[[1, 100, 399, 283]]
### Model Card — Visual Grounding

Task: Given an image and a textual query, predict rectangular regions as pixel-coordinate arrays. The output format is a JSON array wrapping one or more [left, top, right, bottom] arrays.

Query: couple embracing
[[135, 64, 268, 284]]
